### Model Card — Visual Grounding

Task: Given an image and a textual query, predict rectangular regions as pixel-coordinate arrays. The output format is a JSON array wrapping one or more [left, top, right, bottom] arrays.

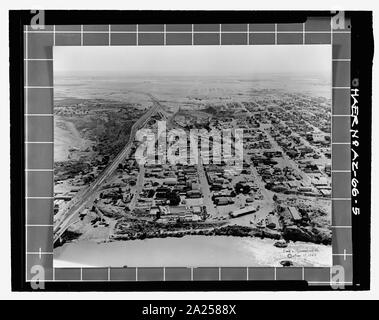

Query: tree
[[167, 192, 181, 206], [235, 182, 244, 194], [242, 185, 251, 194]]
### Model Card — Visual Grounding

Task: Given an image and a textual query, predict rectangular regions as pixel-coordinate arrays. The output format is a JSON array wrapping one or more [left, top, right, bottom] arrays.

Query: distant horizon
[[55, 70, 330, 76], [54, 45, 332, 78], [54, 71, 331, 83]]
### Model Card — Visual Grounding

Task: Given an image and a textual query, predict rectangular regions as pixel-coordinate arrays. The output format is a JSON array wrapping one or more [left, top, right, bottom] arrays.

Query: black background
[[9, 10, 372, 292]]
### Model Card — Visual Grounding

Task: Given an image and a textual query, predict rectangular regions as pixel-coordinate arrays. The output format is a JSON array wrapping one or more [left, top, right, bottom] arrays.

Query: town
[[54, 89, 332, 258]]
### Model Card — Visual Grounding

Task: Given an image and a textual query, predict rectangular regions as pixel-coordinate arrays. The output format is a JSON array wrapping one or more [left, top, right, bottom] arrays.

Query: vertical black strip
[[350, 11, 372, 290], [9, 11, 26, 291]]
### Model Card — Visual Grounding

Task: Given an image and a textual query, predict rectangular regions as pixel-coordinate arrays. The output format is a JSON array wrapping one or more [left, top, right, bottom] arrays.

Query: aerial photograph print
[[53, 45, 332, 268]]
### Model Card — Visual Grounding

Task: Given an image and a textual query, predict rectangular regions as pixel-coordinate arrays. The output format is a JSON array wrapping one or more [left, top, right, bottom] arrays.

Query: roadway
[[197, 156, 217, 217], [54, 94, 164, 243], [128, 165, 145, 211]]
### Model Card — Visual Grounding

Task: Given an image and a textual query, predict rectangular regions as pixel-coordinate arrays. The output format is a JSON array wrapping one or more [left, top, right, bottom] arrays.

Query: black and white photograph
[[52, 45, 333, 268], [4, 0, 375, 299]]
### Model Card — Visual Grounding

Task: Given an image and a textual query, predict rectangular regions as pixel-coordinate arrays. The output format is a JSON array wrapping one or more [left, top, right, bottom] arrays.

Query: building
[[186, 190, 202, 199], [163, 177, 178, 186], [288, 206, 302, 221], [229, 205, 259, 218]]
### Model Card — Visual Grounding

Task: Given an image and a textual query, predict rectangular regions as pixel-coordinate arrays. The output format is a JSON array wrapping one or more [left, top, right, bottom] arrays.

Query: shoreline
[[54, 235, 332, 268], [59, 223, 331, 248]]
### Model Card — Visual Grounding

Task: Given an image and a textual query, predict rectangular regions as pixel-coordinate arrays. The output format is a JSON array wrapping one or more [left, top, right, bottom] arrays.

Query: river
[[54, 236, 332, 268]]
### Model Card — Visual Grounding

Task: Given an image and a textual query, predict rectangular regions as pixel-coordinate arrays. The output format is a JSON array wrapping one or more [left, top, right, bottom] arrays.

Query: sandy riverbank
[[54, 235, 332, 268]]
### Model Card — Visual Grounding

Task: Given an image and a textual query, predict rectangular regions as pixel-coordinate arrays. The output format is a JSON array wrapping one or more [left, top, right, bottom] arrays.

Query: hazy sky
[[54, 45, 331, 76]]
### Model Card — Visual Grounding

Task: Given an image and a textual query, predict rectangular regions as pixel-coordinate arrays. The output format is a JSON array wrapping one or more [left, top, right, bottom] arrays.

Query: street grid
[[24, 16, 353, 285]]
